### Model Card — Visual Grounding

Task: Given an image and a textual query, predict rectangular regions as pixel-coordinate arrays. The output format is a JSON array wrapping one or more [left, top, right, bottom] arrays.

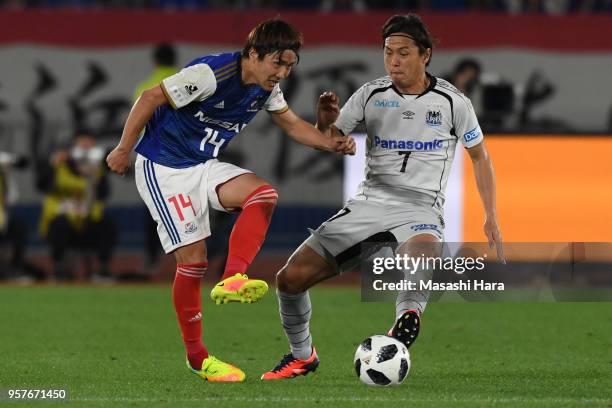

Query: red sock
[[222, 185, 277, 280], [173, 262, 209, 370]]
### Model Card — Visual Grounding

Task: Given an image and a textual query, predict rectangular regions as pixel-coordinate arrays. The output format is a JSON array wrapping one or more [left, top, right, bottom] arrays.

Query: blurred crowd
[[1, 0, 611, 13], [0, 32, 608, 283], [0, 132, 118, 283], [0, 44, 237, 284]]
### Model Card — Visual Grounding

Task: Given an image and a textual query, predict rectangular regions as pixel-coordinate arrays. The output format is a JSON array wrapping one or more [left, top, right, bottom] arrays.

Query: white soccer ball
[[354, 335, 410, 386]]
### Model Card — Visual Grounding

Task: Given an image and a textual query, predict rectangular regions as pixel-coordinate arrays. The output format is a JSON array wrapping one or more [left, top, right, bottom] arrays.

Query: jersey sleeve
[[264, 84, 289, 113], [161, 63, 217, 109], [455, 95, 484, 148], [334, 84, 367, 135]]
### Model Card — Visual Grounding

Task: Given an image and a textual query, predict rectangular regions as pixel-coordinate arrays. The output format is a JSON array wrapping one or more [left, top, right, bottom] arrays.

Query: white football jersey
[[335, 74, 483, 207]]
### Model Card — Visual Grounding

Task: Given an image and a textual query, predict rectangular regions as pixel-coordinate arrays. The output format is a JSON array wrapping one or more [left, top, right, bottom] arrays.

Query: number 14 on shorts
[[168, 194, 197, 221]]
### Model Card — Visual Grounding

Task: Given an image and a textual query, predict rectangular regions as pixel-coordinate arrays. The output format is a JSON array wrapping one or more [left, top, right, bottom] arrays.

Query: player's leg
[[395, 233, 441, 317], [172, 240, 209, 370], [209, 167, 276, 304], [390, 232, 442, 349], [134, 156, 243, 381], [263, 200, 386, 380], [276, 242, 338, 360], [173, 240, 245, 382], [261, 243, 336, 380], [216, 172, 276, 279]]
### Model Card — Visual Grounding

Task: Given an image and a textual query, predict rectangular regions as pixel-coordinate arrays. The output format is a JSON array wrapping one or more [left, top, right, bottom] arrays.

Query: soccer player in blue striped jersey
[[106, 18, 355, 382]]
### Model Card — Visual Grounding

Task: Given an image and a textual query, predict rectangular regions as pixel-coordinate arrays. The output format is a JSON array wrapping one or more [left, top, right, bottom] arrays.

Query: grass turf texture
[[0, 286, 610, 407]]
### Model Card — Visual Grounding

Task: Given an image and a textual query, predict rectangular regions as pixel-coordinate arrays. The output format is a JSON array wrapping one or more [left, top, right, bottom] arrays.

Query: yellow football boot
[[187, 356, 245, 382], [210, 273, 268, 305]]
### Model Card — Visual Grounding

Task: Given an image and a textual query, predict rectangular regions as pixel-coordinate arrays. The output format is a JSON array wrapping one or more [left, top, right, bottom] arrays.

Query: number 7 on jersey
[[398, 151, 412, 173]]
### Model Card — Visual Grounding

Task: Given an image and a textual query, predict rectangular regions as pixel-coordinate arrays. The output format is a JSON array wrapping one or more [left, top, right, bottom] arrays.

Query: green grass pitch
[[0, 285, 610, 407]]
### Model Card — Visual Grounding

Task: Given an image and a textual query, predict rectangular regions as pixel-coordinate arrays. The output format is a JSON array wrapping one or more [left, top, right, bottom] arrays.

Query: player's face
[[383, 35, 431, 91], [253, 50, 297, 91]]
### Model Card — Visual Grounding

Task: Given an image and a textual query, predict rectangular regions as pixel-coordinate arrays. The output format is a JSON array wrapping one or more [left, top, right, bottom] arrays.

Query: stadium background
[[0, 9, 610, 279], [0, 5, 610, 407]]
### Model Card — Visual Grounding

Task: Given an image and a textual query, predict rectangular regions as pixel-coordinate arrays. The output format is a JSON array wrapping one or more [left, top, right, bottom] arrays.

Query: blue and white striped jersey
[[135, 52, 288, 168]]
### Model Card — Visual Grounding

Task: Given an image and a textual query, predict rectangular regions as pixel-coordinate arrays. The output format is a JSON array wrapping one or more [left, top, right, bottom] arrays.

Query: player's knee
[[173, 241, 208, 265], [276, 266, 296, 293], [262, 185, 278, 206], [175, 255, 208, 267], [276, 262, 307, 294], [242, 184, 278, 209]]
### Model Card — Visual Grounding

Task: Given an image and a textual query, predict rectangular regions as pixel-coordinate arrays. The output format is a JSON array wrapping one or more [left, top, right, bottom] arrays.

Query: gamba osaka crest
[[425, 104, 443, 127]]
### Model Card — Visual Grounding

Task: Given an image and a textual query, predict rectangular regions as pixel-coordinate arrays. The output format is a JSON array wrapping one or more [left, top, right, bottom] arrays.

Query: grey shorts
[[304, 198, 444, 272]]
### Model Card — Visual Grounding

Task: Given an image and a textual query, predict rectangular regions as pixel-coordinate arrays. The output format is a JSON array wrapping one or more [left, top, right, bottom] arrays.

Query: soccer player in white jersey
[[262, 14, 504, 380], [106, 19, 355, 382]]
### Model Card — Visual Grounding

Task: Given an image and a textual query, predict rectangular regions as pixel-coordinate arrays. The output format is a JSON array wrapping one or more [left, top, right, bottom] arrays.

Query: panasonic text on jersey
[[374, 136, 443, 150]]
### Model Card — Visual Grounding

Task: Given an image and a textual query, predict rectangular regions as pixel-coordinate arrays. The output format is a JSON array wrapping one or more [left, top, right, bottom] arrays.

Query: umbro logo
[[402, 110, 415, 120], [214, 100, 225, 109], [185, 84, 198, 95]]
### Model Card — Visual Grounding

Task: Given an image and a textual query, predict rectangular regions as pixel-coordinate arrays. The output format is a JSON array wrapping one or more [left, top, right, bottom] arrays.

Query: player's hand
[[338, 136, 356, 155], [106, 146, 131, 176], [330, 133, 355, 155], [316, 91, 340, 130], [484, 216, 505, 264]]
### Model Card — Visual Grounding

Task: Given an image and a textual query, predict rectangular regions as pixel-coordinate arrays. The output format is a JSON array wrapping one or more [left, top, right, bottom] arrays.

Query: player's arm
[[270, 108, 355, 155], [107, 63, 217, 175], [315, 91, 340, 133], [313, 90, 354, 153], [456, 94, 504, 263], [106, 85, 168, 175], [318, 86, 367, 155], [467, 141, 505, 263]]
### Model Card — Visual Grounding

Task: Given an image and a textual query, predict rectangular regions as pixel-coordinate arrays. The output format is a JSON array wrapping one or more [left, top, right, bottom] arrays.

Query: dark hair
[[454, 58, 482, 75], [381, 14, 436, 66], [153, 43, 176, 66], [241, 18, 302, 62]]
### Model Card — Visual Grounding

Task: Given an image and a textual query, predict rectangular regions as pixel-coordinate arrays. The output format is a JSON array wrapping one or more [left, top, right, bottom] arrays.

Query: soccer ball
[[354, 335, 410, 386]]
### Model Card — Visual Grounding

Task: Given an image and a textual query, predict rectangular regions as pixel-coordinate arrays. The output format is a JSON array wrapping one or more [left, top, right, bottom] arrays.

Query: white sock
[[395, 264, 431, 319], [395, 290, 428, 320], [278, 290, 312, 360]]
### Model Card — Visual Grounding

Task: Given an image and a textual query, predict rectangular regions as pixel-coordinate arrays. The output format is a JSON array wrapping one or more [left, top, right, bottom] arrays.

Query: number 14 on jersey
[[200, 127, 225, 157]]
